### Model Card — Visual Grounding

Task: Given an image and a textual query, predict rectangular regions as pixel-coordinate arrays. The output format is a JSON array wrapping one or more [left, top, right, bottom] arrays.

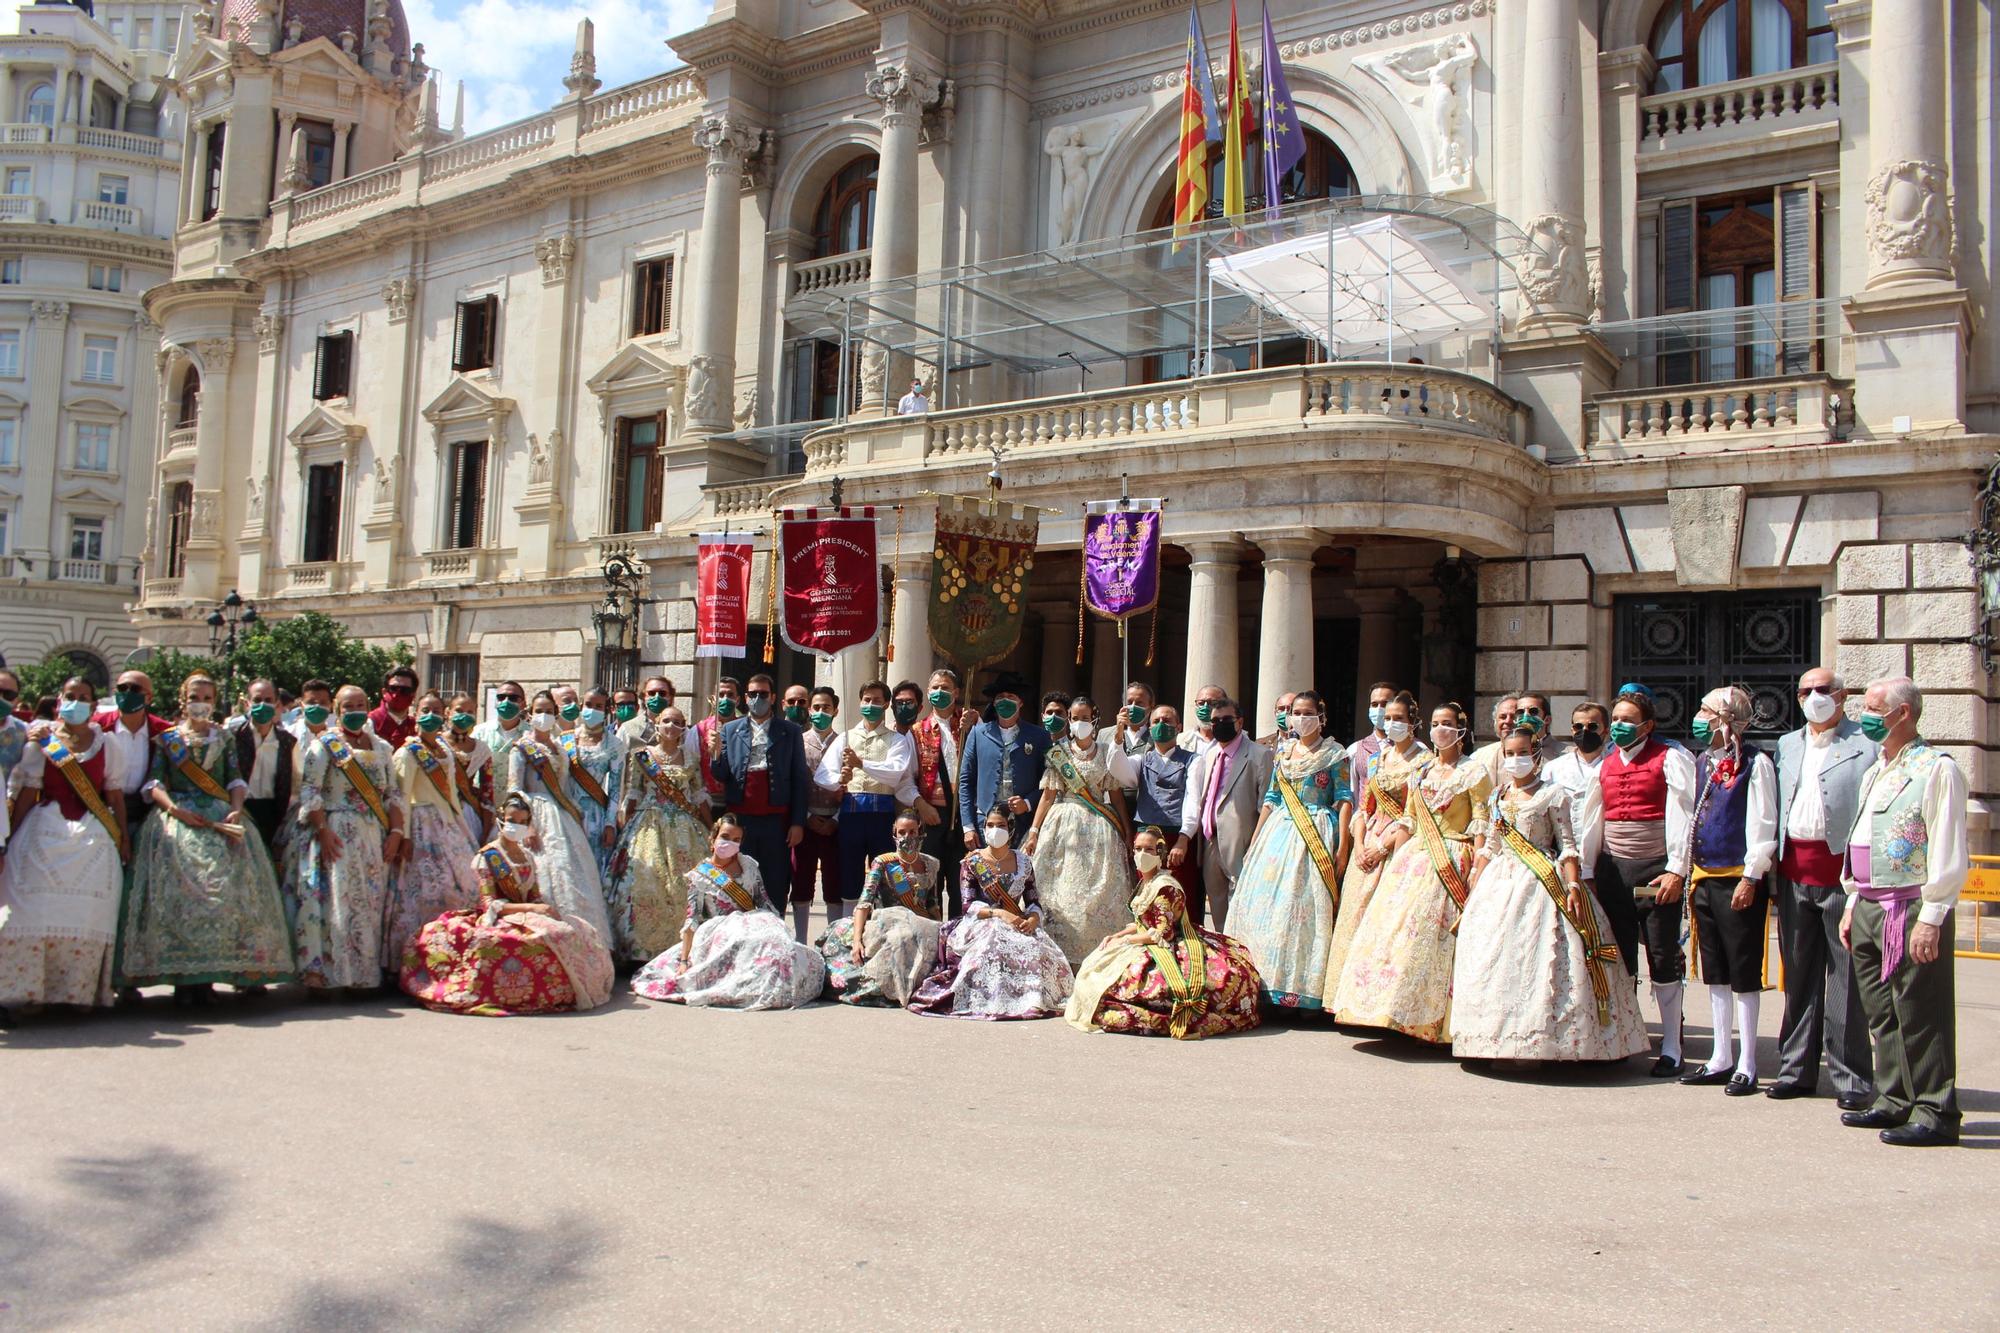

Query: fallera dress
[[820, 851, 943, 1006], [606, 748, 706, 962], [119, 725, 293, 988], [630, 854, 825, 1009], [507, 736, 614, 946], [908, 853, 1074, 1020], [399, 844, 615, 1015], [1032, 738, 1135, 966], [446, 734, 495, 847], [1065, 869, 1264, 1038], [1227, 737, 1352, 1009], [1452, 781, 1648, 1062], [383, 737, 482, 972], [291, 730, 405, 987], [1334, 757, 1493, 1043], [561, 727, 625, 887], [0, 729, 126, 1007], [1324, 744, 1432, 991]]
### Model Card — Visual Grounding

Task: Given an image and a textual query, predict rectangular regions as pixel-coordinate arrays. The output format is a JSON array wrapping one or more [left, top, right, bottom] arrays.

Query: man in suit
[[226, 676, 296, 854], [957, 671, 1050, 852], [709, 672, 809, 910], [1768, 666, 1878, 1107], [1174, 696, 1274, 930]]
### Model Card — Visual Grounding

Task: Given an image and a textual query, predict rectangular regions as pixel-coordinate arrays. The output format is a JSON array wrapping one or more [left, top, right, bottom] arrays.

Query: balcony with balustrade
[[1637, 64, 1839, 165], [73, 199, 141, 232]]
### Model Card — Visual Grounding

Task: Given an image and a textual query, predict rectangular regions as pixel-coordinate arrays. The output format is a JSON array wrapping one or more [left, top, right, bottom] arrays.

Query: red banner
[[696, 534, 754, 658], [778, 508, 880, 657]]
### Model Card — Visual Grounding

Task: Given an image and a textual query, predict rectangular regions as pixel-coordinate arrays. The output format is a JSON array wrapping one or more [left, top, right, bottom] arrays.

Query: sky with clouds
[[403, 0, 713, 133]]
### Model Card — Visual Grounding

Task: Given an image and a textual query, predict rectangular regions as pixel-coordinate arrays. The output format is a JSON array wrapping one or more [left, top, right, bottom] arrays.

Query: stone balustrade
[[791, 251, 872, 296], [0, 123, 169, 157], [1591, 373, 1854, 450], [707, 479, 780, 520], [425, 115, 557, 184], [284, 561, 335, 593], [422, 549, 486, 583], [74, 126, 169, 158], [56, 558, 108, 584], [0, 195, 43, 222], [581, 70, 703, 134], [142, 576, 183, 602], [74, 199, 140, 231], [1639, 64, 1838, 144], [0, 123, 51, 144], [289, 162, 400, 224], [166, 426, 198, 456]]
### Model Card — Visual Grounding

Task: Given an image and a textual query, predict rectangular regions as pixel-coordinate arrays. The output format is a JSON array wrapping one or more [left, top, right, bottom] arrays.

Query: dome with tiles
[[218, 0, 411, 57]]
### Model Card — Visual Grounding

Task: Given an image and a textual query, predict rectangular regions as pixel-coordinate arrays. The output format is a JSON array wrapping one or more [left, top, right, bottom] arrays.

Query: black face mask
[[1211, 718, 1239, 744], [1572, 728, 1604, 755]]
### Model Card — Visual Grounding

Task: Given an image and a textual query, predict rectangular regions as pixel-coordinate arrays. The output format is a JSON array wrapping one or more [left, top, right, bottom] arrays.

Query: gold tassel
[[1145, 606, 1157, 667], [1075, 553, 1087, 667], [885, 503, 902, 663], [762, 510, 780, 664]]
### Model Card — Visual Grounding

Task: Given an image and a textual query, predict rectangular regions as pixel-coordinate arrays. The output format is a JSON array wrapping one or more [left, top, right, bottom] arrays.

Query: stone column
[[857, 61, 934, 418], [271, 111, 296, 197], [1350, 587, 1401, 738], [1034, 599, 1075, 696], [180, 335, 236, 602], [1515, 0, 1588, 326], [890, 552, 933, 685], [684, 114, 760, 442], [1089, 616, 1122, 712], [1181, 539, 1241, 722], [178, 123, 203, 224], [20, 302, 68, 557], [80, 73, 97, 127], [214, 114, 240, 215], [331, 121, 352, 182], [1252, 533, 1322, 726], [1863, 0, 1952, 288]]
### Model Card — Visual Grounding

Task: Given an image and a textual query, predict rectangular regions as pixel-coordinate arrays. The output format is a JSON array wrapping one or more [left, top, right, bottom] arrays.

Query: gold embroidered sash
[[162, 728, 233, 804], [1144, 909, 1211, 1040], [42, 735, 127, 858], [875, 855, 939, 920], [559, 731, 612, 808], [323, 733, 391, 830], [1406, 781, 1473, 915], [696, 859, 758, 914], [520, 740, 584, 823], [966, 855, 1025, 919], [1496, 812, 1622, 1025], [635, 749, 703, 820], [1275, 763, 1341, 913], [1044, 742, 1126, 837], [406, 738, 459, 809]]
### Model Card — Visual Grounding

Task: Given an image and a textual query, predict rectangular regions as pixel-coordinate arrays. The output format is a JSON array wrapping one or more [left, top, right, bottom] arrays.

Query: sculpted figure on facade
[[371, 455, 396, 506], [1355, 32, 1478, 193], [1864, 159, 1952, 271], [536, 233, 577, 285], [1517, 213, 1587, 318], [1046, 125, 1111, 247], [254, 311, 283, 354], [684, 354, 726, 427], [383, 277, 415, 323], [245, 476, 266, 526], [733, 385, 760, 432]]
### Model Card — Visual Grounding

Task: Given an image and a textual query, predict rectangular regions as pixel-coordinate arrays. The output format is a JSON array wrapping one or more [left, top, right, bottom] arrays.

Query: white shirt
[[1713, 749, 1780, 880], [246, 722, 283, 801], [1784, 726, 1837, 844], [1542, 746, 1605, 879], [1841, 743, 1970, 927], [897, 390, 930, 415], [1576, 740, 1700, 879], [1176, 727, 1218, 757], [747, 717, 770, 773], [102, 717, 153, 797], [814, 725, 919, 806]]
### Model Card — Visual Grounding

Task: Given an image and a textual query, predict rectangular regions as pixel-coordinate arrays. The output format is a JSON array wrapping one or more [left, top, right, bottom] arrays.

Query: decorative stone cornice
[[692, 114, 770, 187], [31, 300, 69, 325], [196, 337, 237, 372]]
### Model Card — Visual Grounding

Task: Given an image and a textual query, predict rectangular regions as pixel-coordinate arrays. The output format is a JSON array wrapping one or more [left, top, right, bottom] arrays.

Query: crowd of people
[[0, 656, 1968, 1146]]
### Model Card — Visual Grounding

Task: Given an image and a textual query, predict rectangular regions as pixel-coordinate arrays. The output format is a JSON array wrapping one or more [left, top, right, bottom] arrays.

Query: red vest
[[912, 717, 948, 805], [1601, 736, 1669, 822], [697, 715, 723, 796], [42, 740, 111, 821]]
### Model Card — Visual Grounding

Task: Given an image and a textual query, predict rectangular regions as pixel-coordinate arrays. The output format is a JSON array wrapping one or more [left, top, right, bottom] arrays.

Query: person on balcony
[[1025, 694, 1135, 966], [506, 691, 613, 946], [897, 377, 930, 414], [382, 690, 483, 979]]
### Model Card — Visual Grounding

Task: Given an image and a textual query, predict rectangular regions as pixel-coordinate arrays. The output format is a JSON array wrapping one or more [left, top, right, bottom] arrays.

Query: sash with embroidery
[[695, 858, 759, 914], [41, 734, 127, 858], [1143, 898, 1211, 1040], [323, 733, 392, 831], [406, 738, 459, 809], [965, 855, 1025, 919], [559, 730, 612, 808], [1495, 807, 1623, 1025], [480, 846, 528, 902], [873, 854, 938, 920], [451, 744, 487, 813], [162, 728, 234, 804], [1405, 777, 1474, 915], [1274, 761, 1342, 913], [1045, 743, 1126, 836], [1364, 772, 1409, 824], [634, 748, 703, 819], [520, 740, 585, 823]]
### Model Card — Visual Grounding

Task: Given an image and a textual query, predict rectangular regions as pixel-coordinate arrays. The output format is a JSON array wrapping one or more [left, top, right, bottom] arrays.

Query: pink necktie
[[1203, 747, 1229, 839]]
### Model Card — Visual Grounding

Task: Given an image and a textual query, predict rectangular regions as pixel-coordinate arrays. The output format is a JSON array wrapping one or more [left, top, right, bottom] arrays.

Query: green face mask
[[928, 689, 954, 710], [248, 702, 278, 725], [993, 699, 1019, 721], [495, 699, 523, 722], [115, 687, 145, 714], [1518, 712, 1545, 735], [614, 703, 638, 723], [0, 699, 12, 722], [645, 694, 669, 715], [716, 698, 738, 719], [859, 703, 886, 723], [303, 704, 331, 726], [1126, 704, 1146, 725], [1858, 711, 1890, 743], [1608, 720, 1640, 748], [1043, 714, 1067, 737], [809, 710, 833, 731], [1149, 721, 1174, 743], [783, 704, 806, 725], [340, 710, 370, 732], [417, 712, 445, 733], [559, 701, 582, 722], [1690, 718, 1713, 745], [1194, 701, 1213, 724], [451, 711, 477, 732]]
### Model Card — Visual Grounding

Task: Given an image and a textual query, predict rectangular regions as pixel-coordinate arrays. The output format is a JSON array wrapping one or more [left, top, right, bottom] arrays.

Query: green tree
[[225, 610, 414, 699], [144, 648, 228, 716], [8, 653, 88, 711]]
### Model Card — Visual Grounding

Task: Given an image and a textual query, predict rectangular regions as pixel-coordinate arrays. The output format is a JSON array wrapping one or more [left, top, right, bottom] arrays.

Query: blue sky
[[404, 0, 712, 132]]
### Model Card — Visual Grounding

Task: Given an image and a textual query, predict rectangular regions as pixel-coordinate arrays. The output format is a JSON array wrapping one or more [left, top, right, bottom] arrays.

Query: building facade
[[137, 0, 1996, 832], [0, 0, 185, 680]]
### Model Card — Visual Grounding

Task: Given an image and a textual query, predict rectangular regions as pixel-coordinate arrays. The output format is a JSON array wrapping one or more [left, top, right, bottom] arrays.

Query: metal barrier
[[1961, 856, 2000, 960]]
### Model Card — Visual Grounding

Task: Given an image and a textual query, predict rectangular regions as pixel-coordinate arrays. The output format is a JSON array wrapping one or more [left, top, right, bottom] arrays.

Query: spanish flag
[[1172, 8, 1212, 244], [1221, 0, 1258, 220]]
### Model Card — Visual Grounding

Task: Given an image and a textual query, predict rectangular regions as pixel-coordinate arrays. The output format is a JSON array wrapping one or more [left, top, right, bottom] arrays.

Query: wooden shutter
[[1658, 198, 1699, 385], [658, 259, 673, 333], [313, 336, 330, 400], [609, 416, 631, 532], [313, 333, 351, 399], [451, 302, 470, 371], [1774, 181, 1819, 373], [464, 441, 487, 546], [479, 295, 498, 368], [642, 411, 663, 528]]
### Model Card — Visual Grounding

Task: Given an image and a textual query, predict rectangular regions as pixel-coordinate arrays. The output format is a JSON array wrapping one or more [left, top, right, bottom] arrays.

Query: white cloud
[[403, 0, 713, 133]]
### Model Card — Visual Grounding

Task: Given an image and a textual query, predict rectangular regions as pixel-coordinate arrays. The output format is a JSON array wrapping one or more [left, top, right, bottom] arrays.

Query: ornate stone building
[[0, 0, 187, 679], [137, 0, 1995, 829]]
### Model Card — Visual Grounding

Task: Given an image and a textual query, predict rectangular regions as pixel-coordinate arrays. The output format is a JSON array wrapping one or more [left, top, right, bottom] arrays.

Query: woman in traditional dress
[[445, 690, 495, 848], [0, 677, 128, 1015], [821, 811, 942, 1006], [399, 794, 615, 1015], [120, 672, 293, 1001], [292, 684, 407, 994], [562, 686, 625, 888], [506, 690, 613, 945], [1454, 728, 1648, 1063], [630, 813, 825, 1009], [1065, 826, 1264, 1038], [1325, 691, 1431, 988], [606, 706, 707, 964], [1025, 695, 1135, 965], [1334, 702, 1492, 1043], [1228, 691, 1354, 1010], [909, 806, 1074, 1020], [383, 690, 483, 974]]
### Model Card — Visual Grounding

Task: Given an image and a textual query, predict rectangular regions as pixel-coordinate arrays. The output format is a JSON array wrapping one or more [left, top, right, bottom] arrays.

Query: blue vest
[[1693, 749, 1753, 869]]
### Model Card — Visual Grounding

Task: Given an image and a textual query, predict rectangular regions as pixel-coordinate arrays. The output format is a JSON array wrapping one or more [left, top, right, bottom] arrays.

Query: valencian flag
[[773, 507, 881, 657], [1172, 5, 1217, 245], [1221, 0, 1258, 220], [928, 495, 1039, 674], [1259, 0, 1304, 216], [1079, 498, 1163, 666], [695, 533, 755, 658]]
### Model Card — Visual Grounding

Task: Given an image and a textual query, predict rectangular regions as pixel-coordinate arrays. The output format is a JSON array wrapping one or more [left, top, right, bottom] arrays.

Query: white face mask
[[1068, 720, 1095, 744], [1501, 754, 1536, 780], [1429, 725, 1461, 749], [1134, 849, 1163, 875], [1290, 713, 1320, 738], [1801, 690, 1839, 725], [531, 711, 558, 733], [712, 838, 740, 860], [183, 701, 214, 720], [500, 822, 530, 842], [1383, 719, 1411, 743], [983, 826, 1011, 848]]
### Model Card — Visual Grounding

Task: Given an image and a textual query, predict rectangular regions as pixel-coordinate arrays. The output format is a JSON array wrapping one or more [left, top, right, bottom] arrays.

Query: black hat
[[983, 669, 1031, 700]]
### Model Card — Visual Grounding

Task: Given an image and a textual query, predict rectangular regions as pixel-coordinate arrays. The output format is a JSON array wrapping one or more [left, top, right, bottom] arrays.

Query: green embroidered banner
[[927, 494, 1038, 675]]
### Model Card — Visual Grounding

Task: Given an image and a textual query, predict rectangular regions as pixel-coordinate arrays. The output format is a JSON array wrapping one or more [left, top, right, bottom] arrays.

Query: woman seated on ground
[[1065, 826, 1264, 1039], [908, 806, 1074, 1021], [820, 811, 942, 1006], [630, 814, 825, 1010], [400, 794, 614, 1016]]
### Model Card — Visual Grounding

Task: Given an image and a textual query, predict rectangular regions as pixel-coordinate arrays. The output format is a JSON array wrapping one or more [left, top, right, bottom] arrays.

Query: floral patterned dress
[[630, 855, 825, 1009], [1065, 870, 1264, 1038], [1452, 782, 1649, 1061], [1324, 743, 1431, 993], [119, 725, 293, 987], [1228, 737, 1353, 1009], [383, 737, 482, 972], [507, 737, 614, 946], [1032, 738, 1136, 966], [562, 727, 625, 887], [820, 852, 943, 1006], [446, 734, 495, 848], [1334, 757, 1492, 1043], [605, 748, 706, 962], [399, 844, 615, 1015], [290, 731, 406, 988], [0, 729, 125, 1007], [908, 853, 1075, 1020]]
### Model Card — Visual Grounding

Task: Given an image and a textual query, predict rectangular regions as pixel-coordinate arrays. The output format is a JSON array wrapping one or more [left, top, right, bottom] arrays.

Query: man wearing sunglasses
[[473, 680, 532, 767], [1545, 700, 1610, 857], [619, 676, 699, 766], [711, 672, 810, 912], [0, 667, 28, 784], [368, 666, 421, 747]]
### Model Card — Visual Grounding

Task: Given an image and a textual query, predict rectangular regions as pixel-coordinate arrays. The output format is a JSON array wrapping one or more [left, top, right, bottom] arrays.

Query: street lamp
[[206, 588, 259, 658], [591, 549, 647, 690]]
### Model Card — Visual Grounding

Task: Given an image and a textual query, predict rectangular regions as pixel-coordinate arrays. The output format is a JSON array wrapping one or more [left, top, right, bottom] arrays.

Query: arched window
[[176, 367, 200, 427], [1148, 127, 1357, 229], [1649, 0, 1834, 93], [164, 482, 193, 578], [25, 83, 55, 127], [810, 156, 878, 259]]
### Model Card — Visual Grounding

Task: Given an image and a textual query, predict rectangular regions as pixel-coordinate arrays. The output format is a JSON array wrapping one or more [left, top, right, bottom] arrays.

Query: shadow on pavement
[[0, 987, 412, 1050]]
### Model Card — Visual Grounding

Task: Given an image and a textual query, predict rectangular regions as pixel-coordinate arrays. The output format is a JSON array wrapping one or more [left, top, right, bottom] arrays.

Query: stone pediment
[[288, 401, 366, 447], [585, 342, 682, 396], [63, 394, 127, 420], [269, 37, 372, 83], [422, 376, 515, 433], [56, 474, 125, 505]]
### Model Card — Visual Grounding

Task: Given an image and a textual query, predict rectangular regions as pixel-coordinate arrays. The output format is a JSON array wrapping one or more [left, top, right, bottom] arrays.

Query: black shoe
[[1725, 1074, 1759, 1097], [1881, 1122, 1959, 1148], [1680, 1065, 1735, 1086], [1836, 1092, 1873, 1113], [1841, 1107, 1906, 1129], [1764, 1082, 1814, 1100], [1649, 1056, 1684, 1079]]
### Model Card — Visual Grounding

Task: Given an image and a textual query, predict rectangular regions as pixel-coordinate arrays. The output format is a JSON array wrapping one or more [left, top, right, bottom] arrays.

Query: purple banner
[[1083, 502, 1161, 621]]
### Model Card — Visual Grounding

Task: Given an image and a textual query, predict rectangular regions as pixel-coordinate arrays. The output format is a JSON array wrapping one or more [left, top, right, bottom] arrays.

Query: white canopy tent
[[1205, 214, 1495, 360]]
